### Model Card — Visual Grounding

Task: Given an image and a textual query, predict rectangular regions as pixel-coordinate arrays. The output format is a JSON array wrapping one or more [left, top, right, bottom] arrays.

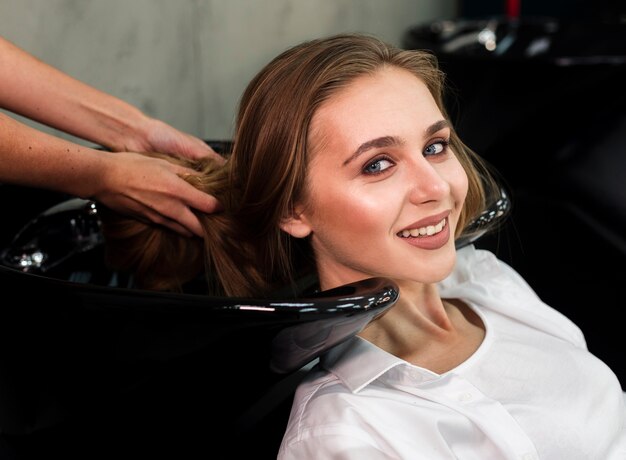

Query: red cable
[[506, 0, 521, 18]]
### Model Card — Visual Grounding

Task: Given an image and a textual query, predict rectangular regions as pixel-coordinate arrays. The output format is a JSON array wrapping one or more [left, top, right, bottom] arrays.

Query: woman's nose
[[406, 160, 450, 205]]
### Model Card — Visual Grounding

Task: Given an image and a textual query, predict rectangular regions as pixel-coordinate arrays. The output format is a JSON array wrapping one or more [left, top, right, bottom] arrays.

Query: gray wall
[[0, 0, 455, 143]]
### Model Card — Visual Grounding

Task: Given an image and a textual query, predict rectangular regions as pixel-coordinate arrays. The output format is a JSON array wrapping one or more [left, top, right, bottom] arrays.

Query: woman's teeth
[[398, 218, 446, 238]]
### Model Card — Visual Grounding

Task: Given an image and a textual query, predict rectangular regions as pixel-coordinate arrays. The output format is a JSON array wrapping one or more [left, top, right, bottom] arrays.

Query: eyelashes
[[362, 138, 451, 176], [424, 139, 450, 157], [363, 155, 394, 175]]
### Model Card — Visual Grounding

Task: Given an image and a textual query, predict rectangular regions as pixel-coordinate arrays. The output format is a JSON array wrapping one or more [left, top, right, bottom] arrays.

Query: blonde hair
[[101, 33, 501, 297]]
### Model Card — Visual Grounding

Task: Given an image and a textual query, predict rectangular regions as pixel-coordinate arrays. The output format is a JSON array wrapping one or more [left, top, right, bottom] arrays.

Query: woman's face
[[284, 67, 468, 290]]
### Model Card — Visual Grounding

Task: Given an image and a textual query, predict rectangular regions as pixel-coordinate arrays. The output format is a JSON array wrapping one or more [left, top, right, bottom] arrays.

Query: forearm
[[0, 111, 106, 198], [0, 36, 149, 151]]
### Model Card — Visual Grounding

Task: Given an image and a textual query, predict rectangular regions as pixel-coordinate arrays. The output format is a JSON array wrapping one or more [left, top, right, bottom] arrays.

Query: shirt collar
[[320, 336, 439, 393]]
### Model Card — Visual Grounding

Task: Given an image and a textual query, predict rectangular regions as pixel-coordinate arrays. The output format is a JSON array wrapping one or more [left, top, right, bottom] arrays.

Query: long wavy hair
[[101, 33, 501, 297]]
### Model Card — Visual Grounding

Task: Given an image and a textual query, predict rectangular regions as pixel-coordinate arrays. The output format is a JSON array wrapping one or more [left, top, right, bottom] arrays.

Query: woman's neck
[[357, 281, 485, 373]]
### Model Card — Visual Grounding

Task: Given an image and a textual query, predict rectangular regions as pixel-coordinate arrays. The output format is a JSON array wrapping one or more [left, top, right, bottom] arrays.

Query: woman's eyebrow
[[426, 119, 450, 136], [343, 135, 404, 166], [343, 120, 450, 166]]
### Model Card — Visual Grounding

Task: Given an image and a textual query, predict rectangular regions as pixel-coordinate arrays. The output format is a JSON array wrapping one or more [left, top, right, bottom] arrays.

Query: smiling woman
[[99, 34, 626, 459]]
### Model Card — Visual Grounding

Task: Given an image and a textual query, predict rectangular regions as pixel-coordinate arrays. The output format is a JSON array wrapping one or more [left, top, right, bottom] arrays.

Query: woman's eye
[[424, 140, 449, 157], [363, 157, 394, 175]]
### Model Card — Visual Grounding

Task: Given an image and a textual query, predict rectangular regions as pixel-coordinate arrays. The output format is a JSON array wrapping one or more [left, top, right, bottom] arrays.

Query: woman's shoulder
[[445, 244, 512, 282], [280, 365, 359, 445], [288, 365, 354, 420], [440, 245, 586, 348], [439, 244, 534, 296]]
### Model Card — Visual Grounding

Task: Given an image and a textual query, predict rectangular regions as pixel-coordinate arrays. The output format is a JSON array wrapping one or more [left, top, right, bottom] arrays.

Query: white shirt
[[278, 245, 626, 459]]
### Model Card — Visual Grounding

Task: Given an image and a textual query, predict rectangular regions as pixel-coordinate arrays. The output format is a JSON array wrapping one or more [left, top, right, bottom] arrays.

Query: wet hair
[[101, 33, 501, 297]]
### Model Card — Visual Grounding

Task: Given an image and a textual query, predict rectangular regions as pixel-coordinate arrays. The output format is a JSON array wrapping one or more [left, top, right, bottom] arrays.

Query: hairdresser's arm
[[0, 35, 224, 237]]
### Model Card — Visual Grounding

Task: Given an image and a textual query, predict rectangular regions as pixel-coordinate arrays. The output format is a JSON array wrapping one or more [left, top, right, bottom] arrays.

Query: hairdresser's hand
[[121, 117, 226, 164], [0, 35, 224, 237], [103, 117, 227, 237], [95, 150, 222, 237]]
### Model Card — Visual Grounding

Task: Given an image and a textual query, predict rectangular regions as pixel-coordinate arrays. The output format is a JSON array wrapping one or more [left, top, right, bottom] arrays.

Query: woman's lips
[[398, 217, 450, 250], [398, 217, 446, 238]]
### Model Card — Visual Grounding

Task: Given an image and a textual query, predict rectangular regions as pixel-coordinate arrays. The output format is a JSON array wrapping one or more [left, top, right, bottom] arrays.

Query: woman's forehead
[[313, 68, 432, 121], [308, 68, 439, 154]]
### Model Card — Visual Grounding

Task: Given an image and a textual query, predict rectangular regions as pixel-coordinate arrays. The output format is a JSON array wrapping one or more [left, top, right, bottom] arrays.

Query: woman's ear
[[279, 207, 312, 239]]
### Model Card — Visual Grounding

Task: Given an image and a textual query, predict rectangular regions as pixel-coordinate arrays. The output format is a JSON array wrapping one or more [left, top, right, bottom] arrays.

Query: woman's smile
[[397, 214, 450, 250]]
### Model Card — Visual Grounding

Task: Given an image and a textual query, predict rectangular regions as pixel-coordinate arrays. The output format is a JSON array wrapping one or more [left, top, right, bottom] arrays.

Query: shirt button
[[457, 392, 473, 402]]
